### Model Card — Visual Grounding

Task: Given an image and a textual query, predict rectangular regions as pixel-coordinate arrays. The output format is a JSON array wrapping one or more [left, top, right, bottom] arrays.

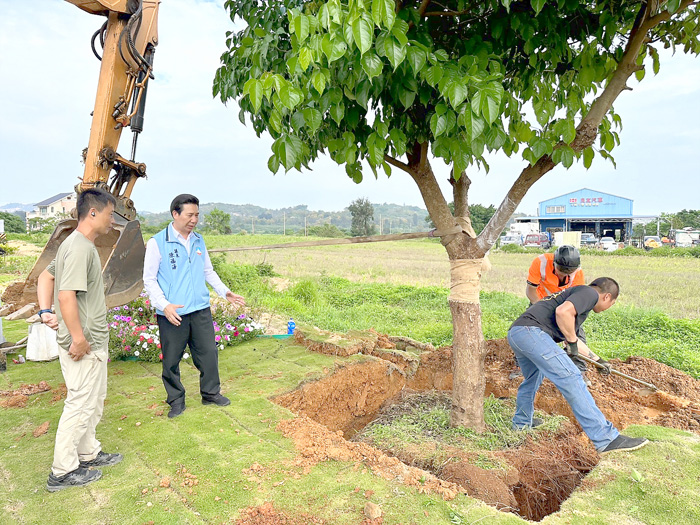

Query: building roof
[[34, 193, 73, 207], [539, 187, 632, 204]]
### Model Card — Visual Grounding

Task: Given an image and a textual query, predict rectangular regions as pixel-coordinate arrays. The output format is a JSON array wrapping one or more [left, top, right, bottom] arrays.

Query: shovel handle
[[575, 354, 658, 392]]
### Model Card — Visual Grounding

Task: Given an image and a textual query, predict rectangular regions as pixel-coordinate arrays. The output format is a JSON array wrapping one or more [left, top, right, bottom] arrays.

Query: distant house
[[26, 192, 76, 228]]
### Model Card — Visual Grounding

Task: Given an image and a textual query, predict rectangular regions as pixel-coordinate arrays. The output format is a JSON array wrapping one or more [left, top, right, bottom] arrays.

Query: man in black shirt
[[508, 277, 649, 454]]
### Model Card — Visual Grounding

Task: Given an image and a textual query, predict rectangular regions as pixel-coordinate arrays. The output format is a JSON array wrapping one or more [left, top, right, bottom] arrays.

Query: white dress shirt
[[143, 224, 230, 312]]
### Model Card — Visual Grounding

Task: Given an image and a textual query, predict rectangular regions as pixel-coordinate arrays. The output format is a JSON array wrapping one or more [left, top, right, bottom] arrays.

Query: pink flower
[[159, 353, 163, 360], [215, 335, 221, 342]]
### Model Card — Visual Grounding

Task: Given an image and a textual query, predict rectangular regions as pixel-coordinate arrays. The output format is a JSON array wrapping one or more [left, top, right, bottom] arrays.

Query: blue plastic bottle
[[287, 318, 296, 335]]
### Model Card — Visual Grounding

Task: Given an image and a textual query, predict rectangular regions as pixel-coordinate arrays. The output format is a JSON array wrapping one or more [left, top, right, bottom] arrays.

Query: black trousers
[[157, 308, 220, 406]]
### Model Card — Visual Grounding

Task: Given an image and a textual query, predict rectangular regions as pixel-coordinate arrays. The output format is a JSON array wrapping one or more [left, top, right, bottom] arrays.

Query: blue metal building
[[517, 188, 633, 240]]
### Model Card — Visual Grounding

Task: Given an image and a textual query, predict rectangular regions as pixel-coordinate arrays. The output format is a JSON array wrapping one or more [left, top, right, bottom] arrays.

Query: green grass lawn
[[2, 339, 699, 524]]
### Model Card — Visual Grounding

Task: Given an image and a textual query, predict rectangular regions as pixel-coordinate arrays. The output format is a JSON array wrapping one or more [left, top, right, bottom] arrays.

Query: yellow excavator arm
[[1, 0, 160, 319]]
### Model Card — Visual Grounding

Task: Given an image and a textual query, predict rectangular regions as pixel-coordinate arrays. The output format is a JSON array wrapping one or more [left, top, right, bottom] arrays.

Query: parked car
[[643, 235, 662, 250], [580, 232, 598, 247], [500, 234, 523, 246], [523, 233, 551, 249], [598, 236, 618, 252]]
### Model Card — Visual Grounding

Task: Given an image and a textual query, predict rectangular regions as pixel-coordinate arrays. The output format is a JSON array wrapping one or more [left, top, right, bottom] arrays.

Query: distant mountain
[[139, 202, 430, 235], [0, 202, 34, 213]]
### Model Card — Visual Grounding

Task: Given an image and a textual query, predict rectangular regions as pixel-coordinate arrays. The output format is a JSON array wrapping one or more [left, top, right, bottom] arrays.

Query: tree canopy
[[348, 197, 377, 236], [0, 212, 26, 234]]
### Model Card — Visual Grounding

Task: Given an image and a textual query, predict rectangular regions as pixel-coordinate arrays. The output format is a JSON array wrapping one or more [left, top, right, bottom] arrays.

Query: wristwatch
[[38, 309, 53, 322]]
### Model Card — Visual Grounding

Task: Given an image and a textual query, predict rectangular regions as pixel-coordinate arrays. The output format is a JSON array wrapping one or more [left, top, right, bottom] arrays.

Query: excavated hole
[[275, 335, 700, 521], [274, 358, 596, 521]]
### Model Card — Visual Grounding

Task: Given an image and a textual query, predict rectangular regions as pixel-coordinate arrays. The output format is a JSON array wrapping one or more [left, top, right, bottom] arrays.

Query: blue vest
[[153, 225, 210, 316]]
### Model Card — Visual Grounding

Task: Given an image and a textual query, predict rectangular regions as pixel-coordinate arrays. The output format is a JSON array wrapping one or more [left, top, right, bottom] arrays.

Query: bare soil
[[276, 333, 700, 521]]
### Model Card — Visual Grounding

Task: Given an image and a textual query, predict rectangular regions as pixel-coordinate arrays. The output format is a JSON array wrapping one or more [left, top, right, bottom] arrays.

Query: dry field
[[220, 239, 700, 319]]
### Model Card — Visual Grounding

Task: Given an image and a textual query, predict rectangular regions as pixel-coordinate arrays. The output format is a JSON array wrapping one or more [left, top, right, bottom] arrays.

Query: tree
[[204, 208, 233, 235], [348, 197, 377, 236], [0, 211, 26, 234], [216, 0, 700, 430], [307, 223, 346, 237], [425, 202, 495, 234]]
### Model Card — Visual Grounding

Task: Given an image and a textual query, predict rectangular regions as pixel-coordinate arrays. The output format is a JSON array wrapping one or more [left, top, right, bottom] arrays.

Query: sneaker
[[168, 402, 186, 418], [582, 373, 592, 388], [600, 435, 649, 454], [531, 417, 544, 428], [47, 467, 101, 492], [202, 393, 230, 406], [509, 369, 523, 380], [80, 451, 123, 468]]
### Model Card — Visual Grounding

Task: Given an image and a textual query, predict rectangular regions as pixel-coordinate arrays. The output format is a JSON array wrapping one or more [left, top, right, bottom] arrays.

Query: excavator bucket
[[0, 216, 145, 319]]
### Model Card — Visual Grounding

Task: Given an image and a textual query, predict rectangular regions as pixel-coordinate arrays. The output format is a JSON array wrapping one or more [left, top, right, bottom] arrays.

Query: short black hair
[[589, 277, 620, 299], [77, 188, 116, 221], [170, 194, 199, 215]]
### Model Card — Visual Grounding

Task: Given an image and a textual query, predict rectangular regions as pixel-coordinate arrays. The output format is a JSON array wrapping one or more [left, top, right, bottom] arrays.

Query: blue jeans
[[507, 325, 619, 451]]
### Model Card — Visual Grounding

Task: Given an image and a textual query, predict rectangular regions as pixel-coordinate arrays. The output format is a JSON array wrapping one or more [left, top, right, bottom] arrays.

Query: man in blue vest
[[143, 194, 245, 418]]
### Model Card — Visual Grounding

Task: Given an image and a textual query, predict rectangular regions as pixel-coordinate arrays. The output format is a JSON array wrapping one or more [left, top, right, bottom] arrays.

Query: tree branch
[[418, 0, 432, 17], [452, 169, 470, 218], [384, 154, 410, 173]]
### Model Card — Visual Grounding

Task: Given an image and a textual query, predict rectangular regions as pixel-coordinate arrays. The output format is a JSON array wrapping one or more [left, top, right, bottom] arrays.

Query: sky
[[0, 0, 698, 216]]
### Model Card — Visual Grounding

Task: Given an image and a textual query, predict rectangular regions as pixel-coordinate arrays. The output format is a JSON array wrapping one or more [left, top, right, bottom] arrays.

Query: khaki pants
[[52, 346, 108, 477]]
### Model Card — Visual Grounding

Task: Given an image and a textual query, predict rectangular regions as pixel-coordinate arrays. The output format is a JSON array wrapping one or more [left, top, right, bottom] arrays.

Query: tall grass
[[212, 258, 700, 378]]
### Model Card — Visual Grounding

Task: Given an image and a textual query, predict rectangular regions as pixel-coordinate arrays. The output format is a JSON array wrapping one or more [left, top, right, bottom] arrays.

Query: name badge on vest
[[196, 248, 202, 256]]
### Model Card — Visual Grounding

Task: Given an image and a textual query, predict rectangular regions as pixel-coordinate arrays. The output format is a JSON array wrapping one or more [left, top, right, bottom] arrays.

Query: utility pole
[[304, 215, 307, 237], [252, 217, 255, 235], [379, 214, 382, 235], [657, 216, 660, 236], [283, 211, 286, 236]]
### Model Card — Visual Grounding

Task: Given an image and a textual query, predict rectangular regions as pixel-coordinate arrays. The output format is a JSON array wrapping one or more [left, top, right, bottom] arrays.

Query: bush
[[290, 279, 320, 306]]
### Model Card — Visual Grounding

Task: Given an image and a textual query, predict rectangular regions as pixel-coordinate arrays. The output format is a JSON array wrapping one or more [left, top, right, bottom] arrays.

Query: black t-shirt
[[510, 286, 599, 343]]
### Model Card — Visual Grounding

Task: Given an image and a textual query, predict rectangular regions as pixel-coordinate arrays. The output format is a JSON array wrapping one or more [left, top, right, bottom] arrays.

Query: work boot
[[513, 418, 544, 430], [600, 435, 649, 454], [582, 372, 592, 388], [202, 393, 230, 406], [80, 451, 123, 468], [46, 467, 101, 492], [508, 369, 523, 380], [168, 401, 186, 418]]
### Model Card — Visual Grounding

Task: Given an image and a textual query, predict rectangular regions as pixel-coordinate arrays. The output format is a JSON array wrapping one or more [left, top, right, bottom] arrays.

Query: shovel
[[577, 354, 700, 420], [576, 354, 659, 392]]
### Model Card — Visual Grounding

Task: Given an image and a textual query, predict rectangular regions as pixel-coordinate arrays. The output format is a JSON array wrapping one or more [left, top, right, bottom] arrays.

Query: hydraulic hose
[[90, 20, 108, 61]]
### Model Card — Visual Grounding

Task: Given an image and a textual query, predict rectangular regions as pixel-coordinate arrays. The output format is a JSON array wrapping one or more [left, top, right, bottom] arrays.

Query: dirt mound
[[277, 416, 463, 501], [0, 381, 52, 408], [235, 501, 325, 524], [483, 339, 700, 432]]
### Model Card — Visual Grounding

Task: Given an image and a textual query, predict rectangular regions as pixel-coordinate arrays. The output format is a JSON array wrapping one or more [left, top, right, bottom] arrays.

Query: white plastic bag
[[26, 323, 59, 362]]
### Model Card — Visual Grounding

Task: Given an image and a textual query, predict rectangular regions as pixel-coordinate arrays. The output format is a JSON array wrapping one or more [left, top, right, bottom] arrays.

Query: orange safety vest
[[527, 253, 585, 300]]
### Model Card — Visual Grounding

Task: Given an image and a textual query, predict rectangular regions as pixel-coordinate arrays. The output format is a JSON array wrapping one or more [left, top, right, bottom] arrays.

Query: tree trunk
[[449, 299, 486, 431]]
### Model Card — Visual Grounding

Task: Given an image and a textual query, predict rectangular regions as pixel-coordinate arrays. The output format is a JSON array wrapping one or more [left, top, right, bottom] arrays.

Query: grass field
[[2, 235, 700, 523]]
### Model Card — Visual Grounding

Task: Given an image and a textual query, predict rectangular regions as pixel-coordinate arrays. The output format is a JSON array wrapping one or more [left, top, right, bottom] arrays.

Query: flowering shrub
[[108, 293, 264, 362]]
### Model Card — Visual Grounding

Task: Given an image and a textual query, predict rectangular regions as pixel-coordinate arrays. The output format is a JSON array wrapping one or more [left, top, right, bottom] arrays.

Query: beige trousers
[[51, 345, 108, 477]]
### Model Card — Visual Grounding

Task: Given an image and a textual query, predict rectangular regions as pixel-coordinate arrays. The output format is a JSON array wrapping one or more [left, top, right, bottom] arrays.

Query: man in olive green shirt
[[37, 189, 124, 491]]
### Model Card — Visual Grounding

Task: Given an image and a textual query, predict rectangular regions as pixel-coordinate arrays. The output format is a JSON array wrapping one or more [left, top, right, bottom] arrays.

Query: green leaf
[[635, 68, 646, 81], [391, 19, 409, 47], [269, 109, 283, 133], [430, 113, 448, 138], [445, 81, 468, 109], [318, 4, 331, 29], [243, 78, 263, 112], [666, 0, 681, 13], [356, 80, 371, 108], [322, 36, 347, 63], [352, 14, 373, 55], [407, 46, 427, 75], [254, 28, 266, 38], [299, 47, 313, 71], [530, 137, 550, 160], [562, 120, 577, 144], [330, 102, 345, 125], [425, 65, 444, 87], [311, 70, 327, 95], [462, 110, 485, 141], [389, 128, 407, 156], [583, 147, 595, 169], [303, 108, 322, 134], [398, 87, 416, 109], [552, 145, 574, 168], [279, 82, 303, 110], [531, 0, 546, 15], [384, 36, 407, 70], [361, 52, 383, 80], [291, 110, 305, 131], [267, 154, 280, 174], [281, 134, 303, 170], [372, 0, 395, 29], [293, 14, 310, 43]]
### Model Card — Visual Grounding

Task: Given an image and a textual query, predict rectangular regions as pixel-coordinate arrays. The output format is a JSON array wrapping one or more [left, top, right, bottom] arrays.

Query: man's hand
[[565, 340, 579, 357], [68, 337, 91, 361], [40, 312, 59, 330], [596, 358, 613, 375], [164, 303, 184, 326], [225, 291, 246, 308]]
